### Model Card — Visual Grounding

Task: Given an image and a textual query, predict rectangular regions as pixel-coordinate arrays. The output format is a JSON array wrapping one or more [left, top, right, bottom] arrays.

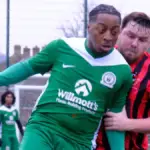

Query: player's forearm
[[126, 118, 150, 133], [106, 130, 125, 150], [0, 60, 36, 86], [16, 120, 24, 136], [106, 107, 125, 150]]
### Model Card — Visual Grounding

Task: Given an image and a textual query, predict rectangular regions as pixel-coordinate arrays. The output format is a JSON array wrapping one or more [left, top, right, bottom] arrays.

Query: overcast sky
[[1, 0, 150, 55]]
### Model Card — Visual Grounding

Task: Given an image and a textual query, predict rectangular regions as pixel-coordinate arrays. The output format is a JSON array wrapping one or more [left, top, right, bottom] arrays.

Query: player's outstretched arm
[[0, 60, 36, 86], [0, 39, 61, 86], [105, 68, 133, 150]]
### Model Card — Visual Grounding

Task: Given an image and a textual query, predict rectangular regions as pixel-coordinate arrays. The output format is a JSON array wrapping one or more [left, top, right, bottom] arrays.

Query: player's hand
[[104, 109, 129, 131]]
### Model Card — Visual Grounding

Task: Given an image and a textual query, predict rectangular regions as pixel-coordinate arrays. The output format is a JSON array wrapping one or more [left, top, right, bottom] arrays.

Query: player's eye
[[139, 37, 148, 42], [97, 24, 107, 34], [111, 27, 120, 36], [111, 30, 118, 36], [127, 32, 135, 39]]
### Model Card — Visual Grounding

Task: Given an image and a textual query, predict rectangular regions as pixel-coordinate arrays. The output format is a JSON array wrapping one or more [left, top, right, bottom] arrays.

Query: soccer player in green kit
[[0, 91, 24, 150], [0, 4, 132, 150]]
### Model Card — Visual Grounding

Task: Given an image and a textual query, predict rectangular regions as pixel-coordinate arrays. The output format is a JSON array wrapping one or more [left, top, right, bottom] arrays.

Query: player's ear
[[87, 23, 93, 33], [87, 23, 90, 34]]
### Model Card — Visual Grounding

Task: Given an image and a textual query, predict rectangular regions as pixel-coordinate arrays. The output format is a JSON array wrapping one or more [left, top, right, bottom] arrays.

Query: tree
[[59, 15, 84, 38], [58, 0, 95, 38]]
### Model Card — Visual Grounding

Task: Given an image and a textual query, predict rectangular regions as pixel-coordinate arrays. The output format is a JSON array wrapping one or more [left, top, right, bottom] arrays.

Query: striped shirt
[[96, 52, 150, 150]]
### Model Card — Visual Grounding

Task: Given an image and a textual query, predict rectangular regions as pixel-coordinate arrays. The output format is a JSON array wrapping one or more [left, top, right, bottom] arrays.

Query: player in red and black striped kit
[[96, 12, 150, 150]]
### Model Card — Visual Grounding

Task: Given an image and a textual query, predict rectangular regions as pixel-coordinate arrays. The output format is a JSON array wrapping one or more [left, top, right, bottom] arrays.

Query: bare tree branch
[[58, 1, 95, 38]]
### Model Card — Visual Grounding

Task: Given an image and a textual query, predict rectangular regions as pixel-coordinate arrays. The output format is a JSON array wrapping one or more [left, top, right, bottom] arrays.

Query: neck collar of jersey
[[5, 105, 11, 109], [84, 39, 114, 58]]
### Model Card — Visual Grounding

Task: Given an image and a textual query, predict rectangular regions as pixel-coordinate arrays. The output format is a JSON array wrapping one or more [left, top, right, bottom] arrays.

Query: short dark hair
[[122, 12, 150, 29], [89, 4, 121, 24], [1, 91, 16, 105]]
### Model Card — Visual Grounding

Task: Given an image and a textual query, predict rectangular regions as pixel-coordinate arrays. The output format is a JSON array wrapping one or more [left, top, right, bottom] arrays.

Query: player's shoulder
[[105, 48, 131, 72], [46, 38, 85, 49], [60, 37, 85, 49], [47, 38, 86, 54], [0, 105, 8, 112], [141, 52, 150, 76], [61, 37, 85, 44], [10, 106, 18, 112], [139, 52, 150, 70], [111, 48, 129, 66], [0, 105, 16, 112], [110, 49, 132, 78], [144, 52, 150, 62], [0, 105, 4, 110]]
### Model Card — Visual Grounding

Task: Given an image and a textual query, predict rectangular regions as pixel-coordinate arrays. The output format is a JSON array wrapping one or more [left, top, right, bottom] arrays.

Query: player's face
[[88, 13, 120, 53], [5, 94, 13, 105], [118, 21, 150, 64]]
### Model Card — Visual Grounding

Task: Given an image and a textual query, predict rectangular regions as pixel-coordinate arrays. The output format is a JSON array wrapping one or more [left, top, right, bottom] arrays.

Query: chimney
[[32, 46, 40, 56], [23, 47, 30, 59], [11, 45, 22, 63], [14, 45, 21, 56]]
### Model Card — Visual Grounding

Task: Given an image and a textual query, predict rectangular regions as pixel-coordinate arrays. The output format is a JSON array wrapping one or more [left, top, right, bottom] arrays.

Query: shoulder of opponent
[[144, 52, 150, 62]]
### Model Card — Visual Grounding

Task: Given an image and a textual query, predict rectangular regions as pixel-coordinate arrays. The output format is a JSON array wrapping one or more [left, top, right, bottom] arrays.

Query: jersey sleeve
[[106, 66, 133, 150], [15, 110, 19, 120], [0, 61, 35, 86], [110, 67, 133, 112], [28, 39, 61, 75]]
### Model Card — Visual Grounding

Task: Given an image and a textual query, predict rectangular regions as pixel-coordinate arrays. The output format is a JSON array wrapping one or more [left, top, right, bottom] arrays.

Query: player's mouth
[[101, 44, 112, 50]]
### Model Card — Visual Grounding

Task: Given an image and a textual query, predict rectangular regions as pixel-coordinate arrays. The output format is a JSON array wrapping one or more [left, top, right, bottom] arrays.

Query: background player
[[0, 91, 24, 150], [97, 12, 150, 150], [0, 4, 132, 150]]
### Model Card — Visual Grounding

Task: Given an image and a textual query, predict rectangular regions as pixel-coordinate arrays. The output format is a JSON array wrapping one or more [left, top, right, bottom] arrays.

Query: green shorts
[[20, 115, 91, 150], [2, 133, 19, 150]]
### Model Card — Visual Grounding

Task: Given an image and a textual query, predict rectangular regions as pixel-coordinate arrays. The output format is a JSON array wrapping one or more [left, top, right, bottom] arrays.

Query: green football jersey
[[0, 105, 19, 135], [28, 38, 132, 146]]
